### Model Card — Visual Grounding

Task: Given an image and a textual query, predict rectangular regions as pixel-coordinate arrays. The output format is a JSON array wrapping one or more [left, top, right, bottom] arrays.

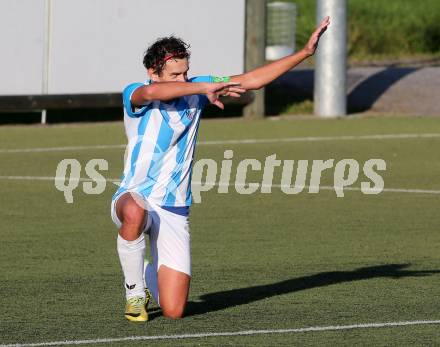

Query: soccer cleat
[[124, 296, 148, 322]]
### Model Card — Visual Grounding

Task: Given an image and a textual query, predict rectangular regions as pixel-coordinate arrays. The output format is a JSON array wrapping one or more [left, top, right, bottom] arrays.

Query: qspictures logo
[[54, 149, 386, 204], [190, 151, 386, 202]]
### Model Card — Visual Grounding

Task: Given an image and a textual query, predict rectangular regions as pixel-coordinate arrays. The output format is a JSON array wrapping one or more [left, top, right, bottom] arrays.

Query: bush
[[270, 0, 440, 59]]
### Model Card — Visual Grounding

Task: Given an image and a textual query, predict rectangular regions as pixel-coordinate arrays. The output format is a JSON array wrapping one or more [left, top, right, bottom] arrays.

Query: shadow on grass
[[148, 264, 440, 319]]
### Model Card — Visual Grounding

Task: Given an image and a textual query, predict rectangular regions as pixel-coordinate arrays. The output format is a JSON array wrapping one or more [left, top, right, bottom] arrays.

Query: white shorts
[[111, 192, 191, 276]]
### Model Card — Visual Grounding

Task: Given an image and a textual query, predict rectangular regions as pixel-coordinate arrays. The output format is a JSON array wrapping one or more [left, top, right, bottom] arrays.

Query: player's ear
[[148, 68, 159, 82]]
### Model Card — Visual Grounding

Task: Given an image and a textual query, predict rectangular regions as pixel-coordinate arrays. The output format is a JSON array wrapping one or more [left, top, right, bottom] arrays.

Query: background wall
[[0, 0, 245, 95], [0, 1, 46, 95]]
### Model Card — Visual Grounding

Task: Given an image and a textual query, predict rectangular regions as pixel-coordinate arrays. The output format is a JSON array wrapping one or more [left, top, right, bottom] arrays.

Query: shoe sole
[[125, 313, 148, 322]]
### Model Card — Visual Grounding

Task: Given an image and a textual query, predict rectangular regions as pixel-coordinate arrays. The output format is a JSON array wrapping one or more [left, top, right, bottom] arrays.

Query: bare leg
[[116, 193, 147, 240], [158, 265, 190, 319]]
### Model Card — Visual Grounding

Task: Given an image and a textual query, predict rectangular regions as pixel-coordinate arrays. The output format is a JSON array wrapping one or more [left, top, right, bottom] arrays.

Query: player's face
[[151, 58, 189, 83]]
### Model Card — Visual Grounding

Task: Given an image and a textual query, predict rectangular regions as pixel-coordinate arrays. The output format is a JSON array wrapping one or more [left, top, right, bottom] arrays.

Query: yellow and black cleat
[[124, 296, 148, 322], [124, 289, 152, 322]]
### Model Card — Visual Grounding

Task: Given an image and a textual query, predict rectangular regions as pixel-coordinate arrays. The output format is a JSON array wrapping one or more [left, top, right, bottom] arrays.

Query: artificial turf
[[0, 116, 439, 346]]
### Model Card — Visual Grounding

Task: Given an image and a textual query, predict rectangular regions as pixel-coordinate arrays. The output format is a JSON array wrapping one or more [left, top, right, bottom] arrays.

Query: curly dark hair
[[143, 36, 191, 75]]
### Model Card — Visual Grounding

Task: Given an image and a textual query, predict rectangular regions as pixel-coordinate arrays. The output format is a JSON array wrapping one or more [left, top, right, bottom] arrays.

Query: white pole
[[41, 0, 52, 124], [314, 0, 347, 117]]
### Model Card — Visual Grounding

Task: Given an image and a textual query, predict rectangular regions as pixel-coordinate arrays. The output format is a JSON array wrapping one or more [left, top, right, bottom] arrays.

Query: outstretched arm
[[231, 16, 330, 90], [131, 82, 245, 109]]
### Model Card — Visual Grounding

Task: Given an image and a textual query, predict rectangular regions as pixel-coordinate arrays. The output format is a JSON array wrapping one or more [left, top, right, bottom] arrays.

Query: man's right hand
[[205, 82, 246, 109]]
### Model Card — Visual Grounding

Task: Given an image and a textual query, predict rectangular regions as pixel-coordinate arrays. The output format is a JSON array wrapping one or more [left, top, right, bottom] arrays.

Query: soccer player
[[111, 16, 330, 321]]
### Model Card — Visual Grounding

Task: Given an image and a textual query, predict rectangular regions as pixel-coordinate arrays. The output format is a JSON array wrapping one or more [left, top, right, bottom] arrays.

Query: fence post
[[243, 0, 266, 119]]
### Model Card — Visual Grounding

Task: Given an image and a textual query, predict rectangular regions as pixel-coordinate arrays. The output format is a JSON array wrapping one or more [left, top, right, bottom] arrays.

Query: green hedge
[[271, 0, 440, 59]]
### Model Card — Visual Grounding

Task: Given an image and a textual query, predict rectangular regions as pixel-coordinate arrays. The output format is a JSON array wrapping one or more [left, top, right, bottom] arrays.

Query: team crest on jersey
[[184, 109, 196, 121]]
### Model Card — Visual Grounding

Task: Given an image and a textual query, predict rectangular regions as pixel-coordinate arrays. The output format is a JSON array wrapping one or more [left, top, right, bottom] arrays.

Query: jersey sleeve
[[189, 76, 214, 83], [122, 82, 152, 118]]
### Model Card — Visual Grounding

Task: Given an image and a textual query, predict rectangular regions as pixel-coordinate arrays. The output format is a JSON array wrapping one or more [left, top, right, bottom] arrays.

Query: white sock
[[117, 233, 146, 299], [144, 261, 160, 306]]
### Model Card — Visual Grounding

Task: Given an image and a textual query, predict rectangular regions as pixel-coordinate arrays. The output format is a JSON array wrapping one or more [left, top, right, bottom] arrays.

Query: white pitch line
[[199, 133, 440, 145], [1, 133, 440, 153], [0, 144, 125, 153], [1, 320, 439, 347], [0, 176, 110, 182], [315, 185, 440, 195], [0, 176, 440, 195], [198, 182, 440, 195]]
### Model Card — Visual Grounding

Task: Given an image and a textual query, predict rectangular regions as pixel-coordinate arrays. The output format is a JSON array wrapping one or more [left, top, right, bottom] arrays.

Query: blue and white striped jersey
[[112, 76, 213, 207]]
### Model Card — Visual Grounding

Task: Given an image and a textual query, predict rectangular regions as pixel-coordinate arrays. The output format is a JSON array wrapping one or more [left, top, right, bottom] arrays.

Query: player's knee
[[121, 201, 146, 227], [162, 304, 185, 319]]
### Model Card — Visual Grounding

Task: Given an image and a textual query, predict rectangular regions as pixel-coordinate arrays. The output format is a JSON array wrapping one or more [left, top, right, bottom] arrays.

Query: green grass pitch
[[0, 116, 439, 346]]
